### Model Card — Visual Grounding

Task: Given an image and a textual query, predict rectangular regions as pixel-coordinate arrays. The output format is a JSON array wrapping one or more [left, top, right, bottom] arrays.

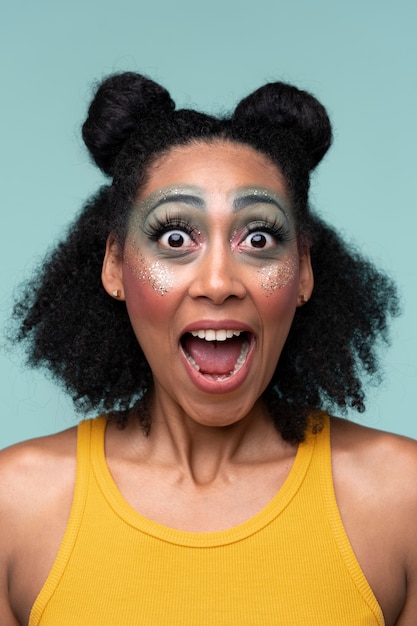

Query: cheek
[[122, 258, 174, 328], [124, 242, 174, 296], [255, 256, 300, 331], [257, 255, 298, 296]]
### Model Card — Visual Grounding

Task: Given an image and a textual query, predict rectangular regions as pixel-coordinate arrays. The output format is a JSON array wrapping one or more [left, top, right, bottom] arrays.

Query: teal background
[[1, 0, 416, 447]]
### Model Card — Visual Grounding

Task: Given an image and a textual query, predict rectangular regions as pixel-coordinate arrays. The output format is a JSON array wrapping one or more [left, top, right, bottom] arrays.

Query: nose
[[188, 243, 247, 305]]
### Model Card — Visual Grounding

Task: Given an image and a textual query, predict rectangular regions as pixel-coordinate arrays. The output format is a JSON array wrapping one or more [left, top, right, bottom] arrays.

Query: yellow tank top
[[29, 415, 384, 625]]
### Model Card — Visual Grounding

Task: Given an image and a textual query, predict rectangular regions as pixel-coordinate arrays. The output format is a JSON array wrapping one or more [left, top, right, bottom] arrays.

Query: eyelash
[[241, 219, 293, 244], [142, 215, 199, 242], [142, 215, 293, 248]]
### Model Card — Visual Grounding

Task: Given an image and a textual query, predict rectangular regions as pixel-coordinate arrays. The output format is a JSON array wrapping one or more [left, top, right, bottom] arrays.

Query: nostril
[[188, 266, 247, 303]]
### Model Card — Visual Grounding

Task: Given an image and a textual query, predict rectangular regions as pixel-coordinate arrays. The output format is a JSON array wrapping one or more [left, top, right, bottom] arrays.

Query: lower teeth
[[186, 340, 250, 379]]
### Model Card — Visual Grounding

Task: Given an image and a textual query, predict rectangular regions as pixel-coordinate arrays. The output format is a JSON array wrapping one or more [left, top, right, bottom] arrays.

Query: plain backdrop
[[1, 0, 416, 447]]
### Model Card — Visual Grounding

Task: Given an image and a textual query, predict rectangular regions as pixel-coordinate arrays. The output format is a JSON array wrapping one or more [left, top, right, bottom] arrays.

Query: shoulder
[[330, 417, 417, 623], [0, 428, 78, 554], [0, 428, 79, 624], [330, 416, 417, 517], [330, 416, 417, 488], [0, 427, 78, 501]]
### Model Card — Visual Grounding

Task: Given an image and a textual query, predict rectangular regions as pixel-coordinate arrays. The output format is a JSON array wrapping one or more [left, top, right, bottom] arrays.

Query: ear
[[102, 234, 126, 301], [297, 250, 314, 307]]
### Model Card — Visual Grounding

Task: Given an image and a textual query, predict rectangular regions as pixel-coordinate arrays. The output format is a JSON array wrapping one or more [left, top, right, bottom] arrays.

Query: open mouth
[[180, 329, 252, 381]]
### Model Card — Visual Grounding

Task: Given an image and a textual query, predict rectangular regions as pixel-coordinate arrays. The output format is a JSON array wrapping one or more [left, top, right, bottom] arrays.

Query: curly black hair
[[11, 72, 400, 442]]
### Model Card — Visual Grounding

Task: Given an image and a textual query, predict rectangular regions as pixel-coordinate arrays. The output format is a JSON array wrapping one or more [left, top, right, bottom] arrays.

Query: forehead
[[137, 140, 289, 201]]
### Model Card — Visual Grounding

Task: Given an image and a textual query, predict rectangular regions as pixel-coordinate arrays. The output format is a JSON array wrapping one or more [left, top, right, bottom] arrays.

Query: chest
[[24, 447, 388, 625]]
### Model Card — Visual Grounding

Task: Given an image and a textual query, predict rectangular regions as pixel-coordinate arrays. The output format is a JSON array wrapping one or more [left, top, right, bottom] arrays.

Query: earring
[[112, 289, 121, 298], [298, 294, 307, 305]]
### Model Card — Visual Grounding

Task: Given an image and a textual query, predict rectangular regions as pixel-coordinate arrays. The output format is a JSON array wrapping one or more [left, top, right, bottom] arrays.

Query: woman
[[1, 72, 416, 624]]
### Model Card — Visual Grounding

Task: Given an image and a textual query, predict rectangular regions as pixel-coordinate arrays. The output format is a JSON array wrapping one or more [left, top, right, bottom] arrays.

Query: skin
[[110, 142, 311, 429], [1, 141, 417, 625]]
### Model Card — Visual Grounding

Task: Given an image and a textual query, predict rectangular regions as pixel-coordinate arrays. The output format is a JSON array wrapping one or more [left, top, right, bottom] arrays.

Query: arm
[[0, 430, 76, 625], [0, 445, 28, 626], [331, 418, 417, 626], [0, 600, 20, 626], [393, 451, 417, 625]]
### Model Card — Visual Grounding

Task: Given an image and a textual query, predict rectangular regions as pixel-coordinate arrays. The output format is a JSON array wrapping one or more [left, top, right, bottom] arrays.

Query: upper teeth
[[189, 329, 242, 341]]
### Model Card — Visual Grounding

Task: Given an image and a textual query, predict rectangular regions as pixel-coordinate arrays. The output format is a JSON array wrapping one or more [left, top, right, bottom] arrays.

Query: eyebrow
[[139, 188, 290, 219], [233, 193, 289, 218], [144, 192, 205, 217]]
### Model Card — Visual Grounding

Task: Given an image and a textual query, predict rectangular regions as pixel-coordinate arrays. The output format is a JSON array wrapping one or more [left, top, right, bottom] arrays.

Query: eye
[[241, 230, 276, 250], [159, 229, 193, 249]]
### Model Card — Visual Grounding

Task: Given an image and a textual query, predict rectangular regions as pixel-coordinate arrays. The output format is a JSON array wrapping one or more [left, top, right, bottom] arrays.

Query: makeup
[[257, 255, 297, 295], [117, 141, 311, 425], [134, 185, 291, 222], [134, 186, 205, 221], [125, 247, 174, 295], [233, 186, 292, 222]]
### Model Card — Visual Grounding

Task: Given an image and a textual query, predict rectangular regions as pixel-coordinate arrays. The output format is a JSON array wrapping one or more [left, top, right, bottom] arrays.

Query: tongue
[[183, 335, 244, 375]]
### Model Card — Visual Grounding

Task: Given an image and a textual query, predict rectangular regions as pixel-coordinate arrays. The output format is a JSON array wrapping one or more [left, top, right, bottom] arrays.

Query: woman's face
[[103, 141, 313, 426]]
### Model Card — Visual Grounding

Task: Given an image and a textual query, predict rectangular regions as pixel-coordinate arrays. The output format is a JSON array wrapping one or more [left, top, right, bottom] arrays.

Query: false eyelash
[[142, 213, 199, 242], [244, 218, 294, 243]]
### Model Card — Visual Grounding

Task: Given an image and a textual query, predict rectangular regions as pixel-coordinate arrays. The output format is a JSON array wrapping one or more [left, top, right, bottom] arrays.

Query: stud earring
[[298, 294, 307, 305], [112, 289, 121, 298]]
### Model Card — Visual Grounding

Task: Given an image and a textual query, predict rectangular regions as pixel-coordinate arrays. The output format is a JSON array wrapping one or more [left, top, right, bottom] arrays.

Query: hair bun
[[233, 82, 332, 170], [82, 72, 175, 176]]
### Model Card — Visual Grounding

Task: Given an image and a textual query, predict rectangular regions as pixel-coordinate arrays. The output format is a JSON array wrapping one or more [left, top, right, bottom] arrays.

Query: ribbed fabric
[[29, 415, 384, 625]]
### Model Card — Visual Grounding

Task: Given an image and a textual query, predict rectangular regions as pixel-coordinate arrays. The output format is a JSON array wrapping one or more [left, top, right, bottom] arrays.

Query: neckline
[[90, 416, 317, 548]]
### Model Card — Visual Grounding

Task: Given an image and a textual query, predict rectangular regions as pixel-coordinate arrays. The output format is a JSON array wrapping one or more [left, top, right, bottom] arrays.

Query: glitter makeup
[[126, 184, 297, 297], [134, 186, 205, 221], [125, 248, 174, 295], [233, 187, 292, 222], [257, 255, 297, 295], [113, 142, 313, 421]]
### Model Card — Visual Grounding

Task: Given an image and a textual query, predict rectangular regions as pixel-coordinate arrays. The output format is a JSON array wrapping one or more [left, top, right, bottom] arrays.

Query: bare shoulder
[[0, 427, 78, 507], [0, 428, 78, 625], [330, 417, 417, 625], [330, 416, 417, 491], [0, 427, 78, 555], [0, 427, 78, 557], [330, 416, 417, 533]]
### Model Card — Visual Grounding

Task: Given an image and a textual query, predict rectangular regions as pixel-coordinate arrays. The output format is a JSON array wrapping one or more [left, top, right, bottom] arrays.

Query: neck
[[123, 390, 291, 486]]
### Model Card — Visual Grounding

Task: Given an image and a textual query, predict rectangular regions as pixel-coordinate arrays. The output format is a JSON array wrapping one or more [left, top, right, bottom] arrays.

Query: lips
[[179, 322, 255, 389]]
